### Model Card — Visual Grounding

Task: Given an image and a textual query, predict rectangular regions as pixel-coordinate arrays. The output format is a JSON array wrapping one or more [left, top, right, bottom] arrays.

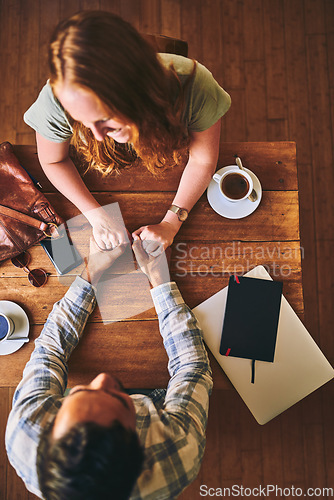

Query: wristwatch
[[168, 205, 189, 222]]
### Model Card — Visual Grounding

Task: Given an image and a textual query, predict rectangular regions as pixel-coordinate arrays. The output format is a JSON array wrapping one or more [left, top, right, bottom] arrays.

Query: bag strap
[[0, 204, 49, 232], [0, 204, 93, 239]]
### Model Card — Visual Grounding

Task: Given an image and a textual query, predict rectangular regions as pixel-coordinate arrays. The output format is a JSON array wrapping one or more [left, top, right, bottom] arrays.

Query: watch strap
[[168, 205, 188, 221]]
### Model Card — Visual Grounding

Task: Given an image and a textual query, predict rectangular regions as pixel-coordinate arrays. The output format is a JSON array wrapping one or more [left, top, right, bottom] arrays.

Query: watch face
[[178, 208, 188, 221]]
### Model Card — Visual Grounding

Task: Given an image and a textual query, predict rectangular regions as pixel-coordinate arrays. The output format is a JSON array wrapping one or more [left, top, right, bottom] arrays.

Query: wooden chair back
[[142, 34, 188, 57]]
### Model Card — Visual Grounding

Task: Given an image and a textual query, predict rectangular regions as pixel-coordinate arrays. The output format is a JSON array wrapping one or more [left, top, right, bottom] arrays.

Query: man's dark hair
[[37, 420, 144, 500]]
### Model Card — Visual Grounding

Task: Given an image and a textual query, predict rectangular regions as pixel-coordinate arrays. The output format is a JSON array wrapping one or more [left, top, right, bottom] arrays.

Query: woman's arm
[[36, 133, 129, 249], [163, 118, 221, 224], [36, 133, 100, 213], [132, 119, 221, 254]]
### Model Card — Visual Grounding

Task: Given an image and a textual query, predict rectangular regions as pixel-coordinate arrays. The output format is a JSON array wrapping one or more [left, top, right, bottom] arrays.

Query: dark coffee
[[222, 173, 249, 200], [0, 315, 9, 340]]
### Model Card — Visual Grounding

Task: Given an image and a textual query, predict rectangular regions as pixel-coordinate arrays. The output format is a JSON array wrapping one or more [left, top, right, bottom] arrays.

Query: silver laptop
[[193, 265, 334, 424]]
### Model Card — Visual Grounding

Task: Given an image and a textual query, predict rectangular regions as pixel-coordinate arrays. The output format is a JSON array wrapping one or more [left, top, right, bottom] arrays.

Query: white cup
[[213, 167, 253, 202], [0, 312, 15, 343]]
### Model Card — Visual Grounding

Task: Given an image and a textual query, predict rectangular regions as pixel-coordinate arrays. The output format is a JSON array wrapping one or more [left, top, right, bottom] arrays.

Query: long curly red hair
[[48, 11, 195, 176]]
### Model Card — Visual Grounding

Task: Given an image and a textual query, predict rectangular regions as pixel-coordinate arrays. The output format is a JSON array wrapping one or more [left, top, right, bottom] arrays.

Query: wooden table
[[0, 142, 303, 389]]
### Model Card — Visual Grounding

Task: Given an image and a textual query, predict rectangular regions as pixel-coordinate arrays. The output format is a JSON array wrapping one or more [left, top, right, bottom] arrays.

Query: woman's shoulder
[[158, 53, 195, 76], [24, 81, 73, 142], [158, 55, 231, 131], [30, 80, 62, 108], [158, 53, 222, 92]]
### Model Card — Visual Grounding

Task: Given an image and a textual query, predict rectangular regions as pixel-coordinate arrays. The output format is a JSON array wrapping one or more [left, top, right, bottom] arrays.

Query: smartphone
[[40, 230, 83, 275]]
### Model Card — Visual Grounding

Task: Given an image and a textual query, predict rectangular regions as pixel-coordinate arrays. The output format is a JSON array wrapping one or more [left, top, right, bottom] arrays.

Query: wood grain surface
[[0, 1, 333, 499], [0, 139, 303, 390]]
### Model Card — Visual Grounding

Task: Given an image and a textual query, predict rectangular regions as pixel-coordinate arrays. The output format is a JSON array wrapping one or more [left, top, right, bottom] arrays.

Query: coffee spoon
[[235, 157, 258, 202]]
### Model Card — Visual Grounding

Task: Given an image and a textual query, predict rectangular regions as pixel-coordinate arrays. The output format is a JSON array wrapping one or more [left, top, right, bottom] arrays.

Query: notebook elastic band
[[251, 359, 256, 384]]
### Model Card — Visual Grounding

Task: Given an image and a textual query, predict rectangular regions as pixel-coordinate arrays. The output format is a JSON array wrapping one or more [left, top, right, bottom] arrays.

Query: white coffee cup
[[213, 167, 253, 202], [0, 312, 15, 343]]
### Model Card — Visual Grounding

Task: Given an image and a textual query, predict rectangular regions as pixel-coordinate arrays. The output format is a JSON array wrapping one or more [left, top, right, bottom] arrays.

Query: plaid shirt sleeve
[[5, 276, 96, 498], [5, 278, 212, 500], [131, 282, 213, 500]]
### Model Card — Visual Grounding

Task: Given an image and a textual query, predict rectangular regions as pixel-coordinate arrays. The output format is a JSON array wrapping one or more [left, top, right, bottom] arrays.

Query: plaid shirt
[[5, 277, 212, 499]]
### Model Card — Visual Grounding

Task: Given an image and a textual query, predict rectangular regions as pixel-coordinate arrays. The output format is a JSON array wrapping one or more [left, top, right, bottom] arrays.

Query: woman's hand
[[85, 207, 130, 250], [92, 219, 129, 251], [132, 221, 177, 256]]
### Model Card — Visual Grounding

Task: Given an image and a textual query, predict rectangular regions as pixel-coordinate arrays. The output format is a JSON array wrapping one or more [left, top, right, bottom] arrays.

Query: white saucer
[[207, 166, 262, 219], [0, 301, 30, 355]]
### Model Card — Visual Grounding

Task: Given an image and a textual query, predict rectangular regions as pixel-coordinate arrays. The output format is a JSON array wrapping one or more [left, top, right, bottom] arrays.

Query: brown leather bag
[[0, 141, 63, 262]]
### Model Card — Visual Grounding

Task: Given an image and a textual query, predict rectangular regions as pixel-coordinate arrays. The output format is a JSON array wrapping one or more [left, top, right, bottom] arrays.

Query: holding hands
[[132, 220, 178, 257], [82, 203, 174, 286], [85, 202, 181, 258], [82, 231, 171, 289], [87, 206, 176, 259]]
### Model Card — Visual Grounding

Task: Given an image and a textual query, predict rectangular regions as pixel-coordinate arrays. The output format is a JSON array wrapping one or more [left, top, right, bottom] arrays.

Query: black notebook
[[219, 275, 283, 382]]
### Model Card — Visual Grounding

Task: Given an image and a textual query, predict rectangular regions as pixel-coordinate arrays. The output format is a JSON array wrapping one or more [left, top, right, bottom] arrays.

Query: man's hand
[[81, 236, 127, 285], [132, 236, 171, 288]]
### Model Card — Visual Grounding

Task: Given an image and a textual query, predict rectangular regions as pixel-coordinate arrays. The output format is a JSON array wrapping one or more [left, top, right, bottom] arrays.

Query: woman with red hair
[[25, 11, 231, 254]]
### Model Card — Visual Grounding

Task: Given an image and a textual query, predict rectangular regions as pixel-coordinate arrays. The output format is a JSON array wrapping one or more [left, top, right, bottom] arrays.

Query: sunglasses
[[11, 251, 49, 287]]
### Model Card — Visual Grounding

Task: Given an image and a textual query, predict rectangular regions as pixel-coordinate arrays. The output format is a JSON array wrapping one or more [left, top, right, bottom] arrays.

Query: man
[[5, 236, 213, 500]]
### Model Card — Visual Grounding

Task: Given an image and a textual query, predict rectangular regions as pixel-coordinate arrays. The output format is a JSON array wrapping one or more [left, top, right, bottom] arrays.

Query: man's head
[[37, 373, 144, 500]]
